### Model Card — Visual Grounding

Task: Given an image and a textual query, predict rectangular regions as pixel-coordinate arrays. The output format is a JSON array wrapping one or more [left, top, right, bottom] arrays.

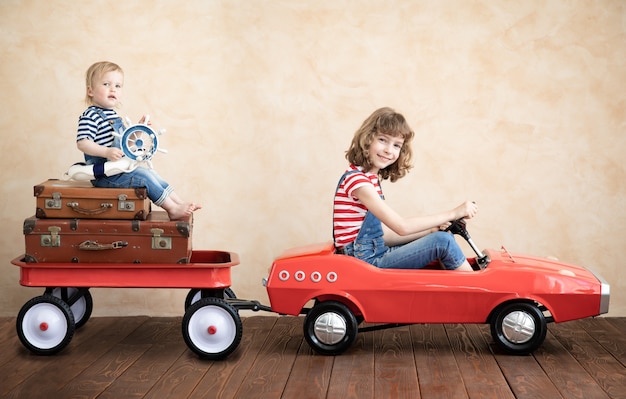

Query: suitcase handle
[[79, 240, 128, 251], [67, 201, 113, 215]]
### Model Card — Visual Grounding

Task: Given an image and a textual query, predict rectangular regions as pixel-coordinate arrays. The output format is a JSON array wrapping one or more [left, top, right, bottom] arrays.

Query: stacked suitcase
[[23, 179, 192, 264]]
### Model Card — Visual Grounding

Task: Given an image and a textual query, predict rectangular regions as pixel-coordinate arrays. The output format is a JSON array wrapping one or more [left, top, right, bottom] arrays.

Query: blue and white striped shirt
[[76, 106, 120, 147]]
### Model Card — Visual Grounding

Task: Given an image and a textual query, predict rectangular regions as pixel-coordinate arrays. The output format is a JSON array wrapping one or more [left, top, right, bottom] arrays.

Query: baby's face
[[88, 70, 124, 109]]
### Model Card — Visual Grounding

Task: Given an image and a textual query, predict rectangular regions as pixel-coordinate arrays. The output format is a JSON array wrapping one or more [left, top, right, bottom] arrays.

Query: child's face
[[88, 70, 124, 109], [367, 132, 404, 173]]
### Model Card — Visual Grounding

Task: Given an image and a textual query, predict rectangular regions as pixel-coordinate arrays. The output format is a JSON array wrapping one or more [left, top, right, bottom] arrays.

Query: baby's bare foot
[[167, 203, 195, 220]]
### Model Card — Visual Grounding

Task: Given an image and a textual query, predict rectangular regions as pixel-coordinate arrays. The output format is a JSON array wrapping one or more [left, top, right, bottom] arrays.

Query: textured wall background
[[1, 0, 624, 316]]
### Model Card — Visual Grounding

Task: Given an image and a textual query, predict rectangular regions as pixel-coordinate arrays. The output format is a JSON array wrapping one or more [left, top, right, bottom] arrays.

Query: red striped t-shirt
[[333, 165, 383, 247]]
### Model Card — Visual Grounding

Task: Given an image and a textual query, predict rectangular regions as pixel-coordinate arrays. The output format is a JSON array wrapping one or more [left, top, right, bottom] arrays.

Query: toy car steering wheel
[[445, 218, 468, 237], [445, 218, 490, 269]]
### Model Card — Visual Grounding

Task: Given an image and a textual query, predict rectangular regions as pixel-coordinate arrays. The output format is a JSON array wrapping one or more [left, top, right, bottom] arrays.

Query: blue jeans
[[345, 231, 466, 270], [92, 168, 173, 206], [377, 231, 466, 269], [343, 206, 466, 270]]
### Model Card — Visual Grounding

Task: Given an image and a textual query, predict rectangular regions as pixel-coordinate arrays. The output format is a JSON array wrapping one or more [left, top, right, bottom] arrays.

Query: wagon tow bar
[[228, 298, 273, 313]]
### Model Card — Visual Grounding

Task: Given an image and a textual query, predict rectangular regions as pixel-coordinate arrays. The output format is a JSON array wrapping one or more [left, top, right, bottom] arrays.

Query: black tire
[[490, 302, 547, 355], [304, 301, 358, 355], [16, 295, 76, 355], [184, 287, 237, 310], [46, 287, 93, 329], [182, 297, 242, 360]]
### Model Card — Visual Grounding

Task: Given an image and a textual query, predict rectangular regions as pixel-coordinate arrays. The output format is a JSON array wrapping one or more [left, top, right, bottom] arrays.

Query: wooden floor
[[0, 316, 624, 399]]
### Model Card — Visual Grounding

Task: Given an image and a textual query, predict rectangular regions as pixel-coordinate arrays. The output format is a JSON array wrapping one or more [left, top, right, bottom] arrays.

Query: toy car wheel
[[16, 295, 75, 355], [184, 288, 237, 310], [47, 287, 93, 329], [182, 297, 242, 360], [490, 302, 547, 355], [304, 301, 358, 356]]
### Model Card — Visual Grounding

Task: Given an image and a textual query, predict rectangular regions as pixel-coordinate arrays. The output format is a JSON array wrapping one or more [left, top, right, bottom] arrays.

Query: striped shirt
[[76, 106, 120, 147], [333, 165, 383, 247]]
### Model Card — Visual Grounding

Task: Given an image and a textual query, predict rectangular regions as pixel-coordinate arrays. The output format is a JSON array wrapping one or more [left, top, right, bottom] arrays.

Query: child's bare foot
[[165, 202, 196, 220]]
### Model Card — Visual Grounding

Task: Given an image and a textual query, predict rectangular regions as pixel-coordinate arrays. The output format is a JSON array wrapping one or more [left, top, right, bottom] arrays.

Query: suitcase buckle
[[41, 226, 61, 247], [44, 192, 62, 210], [151, 228, 172, 250], [118, 194, 136, 212]]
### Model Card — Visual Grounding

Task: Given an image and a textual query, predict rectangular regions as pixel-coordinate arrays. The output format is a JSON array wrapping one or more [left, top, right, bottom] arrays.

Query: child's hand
[[455, 201, 478, 220], [139, 114, 151, 126], [106, 147, 125, 161]]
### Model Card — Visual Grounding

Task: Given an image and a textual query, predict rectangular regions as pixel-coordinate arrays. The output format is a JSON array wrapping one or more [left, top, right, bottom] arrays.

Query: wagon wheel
[[16, 295, 75, 355], [121, 125, 158, 161], [46, 287, 93, 329], [184, 287, 236, 310], [304, 301, 358, 356], [182, 297, 242, 359], [490, 302, 547, 355]]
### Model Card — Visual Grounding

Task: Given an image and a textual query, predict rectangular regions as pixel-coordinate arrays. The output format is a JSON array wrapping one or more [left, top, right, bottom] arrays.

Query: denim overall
[[335, 170, 389, 265], [84, 108, 123, 166]]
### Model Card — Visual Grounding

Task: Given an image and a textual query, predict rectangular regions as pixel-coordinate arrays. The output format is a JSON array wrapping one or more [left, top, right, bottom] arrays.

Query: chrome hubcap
[[502, 310, 536, 344], [313, 312, 347, 345]]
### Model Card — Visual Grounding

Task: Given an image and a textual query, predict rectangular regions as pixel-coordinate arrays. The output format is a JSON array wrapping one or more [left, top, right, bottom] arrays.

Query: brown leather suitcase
[[34, 179, 151, 220], [23, 211, 192, 263]]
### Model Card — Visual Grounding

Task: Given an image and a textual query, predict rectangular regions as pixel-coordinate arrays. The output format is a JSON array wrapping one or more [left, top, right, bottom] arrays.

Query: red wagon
[[11, 250, 247, 360]]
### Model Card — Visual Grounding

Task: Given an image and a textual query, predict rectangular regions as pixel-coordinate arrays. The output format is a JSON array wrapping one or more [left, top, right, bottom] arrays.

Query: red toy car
[[264, 220, 610, 355]]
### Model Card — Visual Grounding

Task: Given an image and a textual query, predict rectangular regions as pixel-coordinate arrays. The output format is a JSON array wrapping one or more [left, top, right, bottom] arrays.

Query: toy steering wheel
[[445, 218, 468, 237], [119, 115, 167, 162], [120, 124, 159, 161]]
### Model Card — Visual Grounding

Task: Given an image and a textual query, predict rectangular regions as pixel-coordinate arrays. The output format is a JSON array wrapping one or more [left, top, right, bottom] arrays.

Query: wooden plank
[[534, 328, 610, 399], [326, 324, 375, 399], [0, 317, 18, 367], [475, 323, 563, 399], [374, 325, 420, 399], [281, 333, 335, 399], [188, 316, 279, 399], [550, 320, 626, 398], [230, 316, 302, 398], [445, 323, 516, 398], [54, 343, 152, 398], [411, 323, 468, 398], [1, 317, 624, 398], [0, 340, 57, 397], [4, 316, 148, 399], [578, 318, 626, 366], [144, 352, 215, 399], [97, 317, 189, 399]]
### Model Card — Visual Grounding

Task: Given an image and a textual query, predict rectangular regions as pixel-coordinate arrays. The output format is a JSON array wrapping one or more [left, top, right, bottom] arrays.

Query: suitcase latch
[[45, 192, 62, 210], [151, 228, 171, 250], [118, 194, 136, 212], [41, 226, 61, 247]]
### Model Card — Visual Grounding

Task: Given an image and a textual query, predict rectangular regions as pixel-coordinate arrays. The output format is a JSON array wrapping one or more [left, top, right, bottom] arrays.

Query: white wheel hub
[[22, 303, 68, 349], [187, 305, 236, 353]]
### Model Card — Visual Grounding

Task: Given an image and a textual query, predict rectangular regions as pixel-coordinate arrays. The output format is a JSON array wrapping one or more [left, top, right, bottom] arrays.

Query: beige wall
[[1, 1, 624, 318]]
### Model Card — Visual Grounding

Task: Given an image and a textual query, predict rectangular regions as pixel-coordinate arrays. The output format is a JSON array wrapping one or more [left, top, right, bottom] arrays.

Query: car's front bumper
[[588, 267, 610, 315]]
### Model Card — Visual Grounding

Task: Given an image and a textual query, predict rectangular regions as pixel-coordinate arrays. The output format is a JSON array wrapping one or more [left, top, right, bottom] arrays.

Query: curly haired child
[[333, 107, 477, 271]]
